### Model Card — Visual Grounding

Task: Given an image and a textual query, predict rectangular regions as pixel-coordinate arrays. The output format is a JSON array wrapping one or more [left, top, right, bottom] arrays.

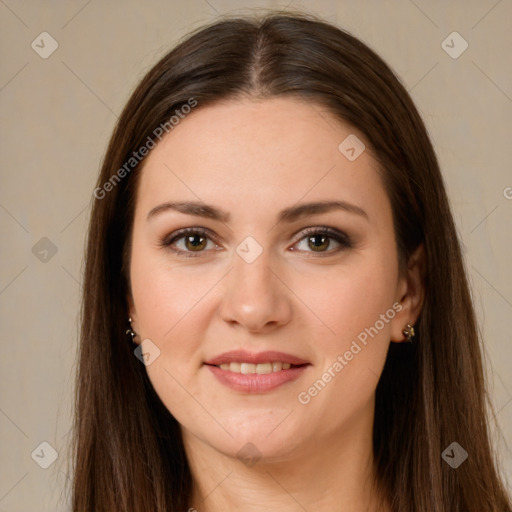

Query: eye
[[291, 226, 352, 255], [159, 226, 352, 258], [159, 228, 219, 258]]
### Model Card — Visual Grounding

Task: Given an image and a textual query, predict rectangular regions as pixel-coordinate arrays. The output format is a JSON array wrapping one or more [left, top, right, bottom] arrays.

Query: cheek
[[129, 244, 221, 400], [303, 255, 398, 350], [130, 243, 217, 343], [130, 247, 217, 433], [129, 255, 202, 422], [293, 251, 398, 409]]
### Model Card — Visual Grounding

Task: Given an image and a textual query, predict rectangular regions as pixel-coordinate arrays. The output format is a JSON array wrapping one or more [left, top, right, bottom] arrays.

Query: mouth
[[209, 361, 302, 374], [204, 350, 311, 393]]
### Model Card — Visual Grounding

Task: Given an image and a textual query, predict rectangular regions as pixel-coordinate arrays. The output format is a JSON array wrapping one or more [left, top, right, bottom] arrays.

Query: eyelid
[[288, 225, 353, 257], [290, 225, 351, 245], [161, 226, 216, 245], [159, 227, 221, 257]]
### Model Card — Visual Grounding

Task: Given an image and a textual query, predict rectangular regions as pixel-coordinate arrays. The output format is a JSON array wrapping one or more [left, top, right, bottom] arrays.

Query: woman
[[71, 11, 511, 511]]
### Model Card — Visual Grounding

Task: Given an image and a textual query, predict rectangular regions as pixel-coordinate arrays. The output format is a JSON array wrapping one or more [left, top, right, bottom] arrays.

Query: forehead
[[134, 97, 389, 223]]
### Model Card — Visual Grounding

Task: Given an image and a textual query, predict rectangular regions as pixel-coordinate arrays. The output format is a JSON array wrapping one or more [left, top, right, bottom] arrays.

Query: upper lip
[[204, 350, 310, 366]]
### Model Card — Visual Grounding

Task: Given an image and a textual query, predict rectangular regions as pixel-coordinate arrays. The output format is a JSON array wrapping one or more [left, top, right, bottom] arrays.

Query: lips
[[204, 350, 311, 393], [204, 350, 310, 366]]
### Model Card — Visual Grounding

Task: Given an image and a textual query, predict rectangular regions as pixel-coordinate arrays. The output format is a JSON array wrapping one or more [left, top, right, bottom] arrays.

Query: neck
[[182, 400, 390, 511]]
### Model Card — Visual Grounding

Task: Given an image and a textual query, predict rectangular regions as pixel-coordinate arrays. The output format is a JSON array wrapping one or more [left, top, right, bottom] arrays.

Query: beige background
[[0, 0, 511, 510]]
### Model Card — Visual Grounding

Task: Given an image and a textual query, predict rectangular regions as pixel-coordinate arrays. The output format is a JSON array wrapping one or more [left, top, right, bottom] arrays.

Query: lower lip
[[205, 364, 309, 393]]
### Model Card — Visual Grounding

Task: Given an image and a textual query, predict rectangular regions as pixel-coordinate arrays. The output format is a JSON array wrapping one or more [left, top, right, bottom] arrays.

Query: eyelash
[[158, 226, 353, 258]]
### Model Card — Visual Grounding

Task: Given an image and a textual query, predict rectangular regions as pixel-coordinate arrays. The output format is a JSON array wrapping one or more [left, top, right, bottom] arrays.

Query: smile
[[216, 362, 294, 374], [203, 350, 311, 393], [205, 363, 310, 393]]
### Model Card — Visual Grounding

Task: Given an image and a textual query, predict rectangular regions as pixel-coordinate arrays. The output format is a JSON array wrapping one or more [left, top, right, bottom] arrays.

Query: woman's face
[[128, 96, 414, 462]]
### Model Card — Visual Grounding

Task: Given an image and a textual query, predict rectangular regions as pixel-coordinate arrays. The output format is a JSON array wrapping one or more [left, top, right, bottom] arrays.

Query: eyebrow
[[147, 199, 368, 224]]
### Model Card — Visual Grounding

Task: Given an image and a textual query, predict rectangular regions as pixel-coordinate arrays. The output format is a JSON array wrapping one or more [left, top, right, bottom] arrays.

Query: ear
[[390, 243, 426, 342], [126, 293, 141, 345]]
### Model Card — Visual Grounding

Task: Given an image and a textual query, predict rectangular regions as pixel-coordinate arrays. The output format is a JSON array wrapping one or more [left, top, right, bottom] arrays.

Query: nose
[[219, 247, 293, 334]]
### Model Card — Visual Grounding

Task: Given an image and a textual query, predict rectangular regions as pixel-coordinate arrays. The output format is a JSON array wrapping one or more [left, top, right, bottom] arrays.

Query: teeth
[[240, 363, 256, 374], [217, 362, 295, 373], [229, 362, 241, 373], [256, 363, 272, 374]]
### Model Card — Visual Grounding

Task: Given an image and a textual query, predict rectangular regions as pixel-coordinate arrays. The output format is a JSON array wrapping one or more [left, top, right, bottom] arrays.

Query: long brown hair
[[70, 11, 511, 511]]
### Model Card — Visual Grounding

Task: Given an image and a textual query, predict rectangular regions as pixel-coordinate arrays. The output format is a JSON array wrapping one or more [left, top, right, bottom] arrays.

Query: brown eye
[[160, 228, 218, 257], [307, 234, 331, 252], [292, 227, 352, 255], [184, 234, 208, 251]]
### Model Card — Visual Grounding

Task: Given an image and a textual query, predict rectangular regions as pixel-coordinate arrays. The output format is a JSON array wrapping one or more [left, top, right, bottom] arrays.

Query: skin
[[127, 96, 424, 511]]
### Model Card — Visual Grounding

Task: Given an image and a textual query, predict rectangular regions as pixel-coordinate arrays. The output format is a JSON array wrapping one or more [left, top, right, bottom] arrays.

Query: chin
[[204, 418, 306, 463]]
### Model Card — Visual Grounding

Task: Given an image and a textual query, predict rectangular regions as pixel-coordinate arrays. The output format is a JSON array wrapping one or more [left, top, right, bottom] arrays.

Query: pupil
[[310, 235, 328, 251], [187, 235, 206, 250]]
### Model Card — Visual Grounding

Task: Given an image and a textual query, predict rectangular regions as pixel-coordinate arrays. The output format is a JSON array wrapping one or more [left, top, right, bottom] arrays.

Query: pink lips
[[204, 350, 310, 366], [204, 350, 310, 393]]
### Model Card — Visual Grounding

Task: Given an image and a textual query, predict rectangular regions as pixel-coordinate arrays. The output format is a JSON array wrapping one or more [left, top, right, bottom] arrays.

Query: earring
[[402, 323, 415, 343], [126, 317, 138, 344]]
